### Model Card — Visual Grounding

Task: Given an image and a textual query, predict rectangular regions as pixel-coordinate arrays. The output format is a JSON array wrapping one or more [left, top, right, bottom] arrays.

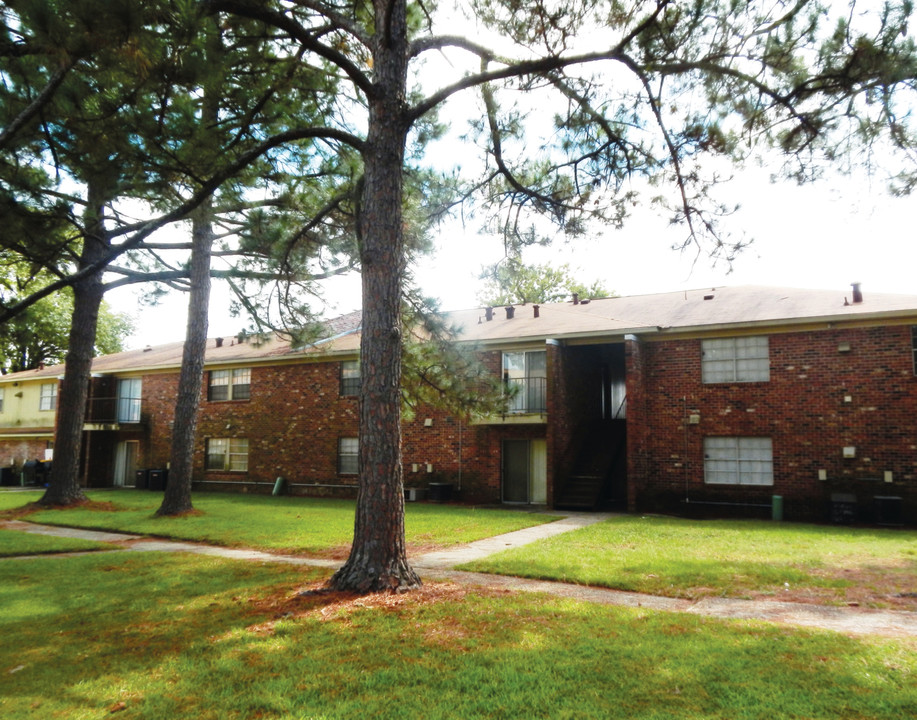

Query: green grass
[[10, 490, 557, 557], [1, 552, 914, 719], [461, 515, 917, 606], [0, 490, 42, 510], [0, 528, 108, 556]]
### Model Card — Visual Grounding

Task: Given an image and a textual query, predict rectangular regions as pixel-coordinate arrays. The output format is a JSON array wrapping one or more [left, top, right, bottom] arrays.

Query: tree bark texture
[[329, 0, 420, 593], [157, 205, 213, 516], [40, 182, 108, 506]]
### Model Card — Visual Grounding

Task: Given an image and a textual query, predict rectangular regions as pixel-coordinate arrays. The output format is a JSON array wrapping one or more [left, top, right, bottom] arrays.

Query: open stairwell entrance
[[556, 419, 627, 510], [555, 344, 628, 510]]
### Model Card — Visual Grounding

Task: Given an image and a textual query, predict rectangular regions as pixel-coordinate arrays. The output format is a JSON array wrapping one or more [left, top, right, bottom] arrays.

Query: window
[[39, 383, 57, 411], [912, 327, 917, 375], [704, 437, 774, 486], [208, 368, 251, 401], [701, 337, 770, 383], [502, 350, 547, 413], [206, 438, 249, 472], [340, 360, 360, 396], [117, 378, 142, 423], [338, 437, 359, 474]]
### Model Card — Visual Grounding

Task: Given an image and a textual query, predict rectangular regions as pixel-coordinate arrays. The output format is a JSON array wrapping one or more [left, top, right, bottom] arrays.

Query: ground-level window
[[340, 360, 360, 396], [704, 437, 773, 486], [338, 437, 359, 474], [206, 438, 249, 472], [701, 337, 770, 383], [39, 382, 57, 411], [208, 368, 251, 401]]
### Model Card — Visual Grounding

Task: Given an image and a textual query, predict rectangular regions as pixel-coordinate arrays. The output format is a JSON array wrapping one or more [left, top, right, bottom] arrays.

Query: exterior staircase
[[556, 420, 626, 510]]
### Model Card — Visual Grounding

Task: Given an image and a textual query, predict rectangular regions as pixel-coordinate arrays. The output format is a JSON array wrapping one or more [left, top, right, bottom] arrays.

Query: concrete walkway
[[3, 515, 916, 638]]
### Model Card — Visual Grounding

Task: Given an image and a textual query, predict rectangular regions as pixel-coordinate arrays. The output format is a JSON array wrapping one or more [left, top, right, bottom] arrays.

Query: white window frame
[[704, 437, 774, 486], [502, 350, 547, 413], [208, 368, 251, 401], [39, 382, 57, 412], [701, 337, 770, 384], [340, 360, 360, 396], [117, 378, 142, 423], [338, 437, 359, 474], [206, 438, 249, 472]]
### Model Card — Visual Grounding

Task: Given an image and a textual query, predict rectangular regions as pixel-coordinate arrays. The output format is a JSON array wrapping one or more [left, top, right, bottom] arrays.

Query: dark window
[[912, 327, 917, 375]]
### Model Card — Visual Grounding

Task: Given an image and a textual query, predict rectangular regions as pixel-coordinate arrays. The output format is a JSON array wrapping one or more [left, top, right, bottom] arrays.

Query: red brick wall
[[627, 325, 917, 522]]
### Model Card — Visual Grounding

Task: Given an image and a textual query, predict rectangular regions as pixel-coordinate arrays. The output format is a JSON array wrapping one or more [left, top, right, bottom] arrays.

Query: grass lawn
[[0, 528, 109, 557], [460, 515, 917, 610], [1, 553, 915, 719], [0, 490, 42, 510], [4, 490, 557, 558]]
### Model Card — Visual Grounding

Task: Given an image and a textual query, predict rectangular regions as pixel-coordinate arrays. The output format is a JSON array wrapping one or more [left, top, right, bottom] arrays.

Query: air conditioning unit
[[404, 487, 426, 502]]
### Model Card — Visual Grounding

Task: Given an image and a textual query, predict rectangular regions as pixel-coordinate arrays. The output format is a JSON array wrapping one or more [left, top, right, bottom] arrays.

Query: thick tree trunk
[[40, 183, 108, 506], [157, 206, 213, 516], [328, 0, 420, 593]]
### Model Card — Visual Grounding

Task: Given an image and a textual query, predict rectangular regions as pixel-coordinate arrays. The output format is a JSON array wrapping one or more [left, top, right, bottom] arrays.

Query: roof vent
[[851, 282, 863, 304], [572, 292, 579, 305], [703, 294, 715, 301], [505, 306, 515, 320], [142, 346, 152, 353], [215, 337, 223, 348], [484, 307, 494, 322], [533, 305, 540, 318]]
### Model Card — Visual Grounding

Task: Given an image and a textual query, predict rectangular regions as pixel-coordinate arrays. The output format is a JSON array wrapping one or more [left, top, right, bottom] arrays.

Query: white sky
[[117, 163, 914, 350], [114, 2, 916, 349]]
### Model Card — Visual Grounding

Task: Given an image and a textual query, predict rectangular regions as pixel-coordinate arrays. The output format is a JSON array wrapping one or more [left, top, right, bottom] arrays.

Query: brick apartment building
[[2, 285, 915, 525]]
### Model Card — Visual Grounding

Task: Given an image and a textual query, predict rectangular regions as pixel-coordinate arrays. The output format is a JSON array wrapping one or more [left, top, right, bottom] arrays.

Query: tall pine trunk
[[328, 0, 420, 593], [156, 205, 213, 516], [40, 180, 108, 506]]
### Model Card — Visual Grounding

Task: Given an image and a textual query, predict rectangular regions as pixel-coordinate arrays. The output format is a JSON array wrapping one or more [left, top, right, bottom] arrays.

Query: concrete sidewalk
[[3, 515, 916, 638]]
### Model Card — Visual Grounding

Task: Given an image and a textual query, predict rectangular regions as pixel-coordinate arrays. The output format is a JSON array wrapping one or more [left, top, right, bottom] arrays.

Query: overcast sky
[[116, 160, 913, 350]]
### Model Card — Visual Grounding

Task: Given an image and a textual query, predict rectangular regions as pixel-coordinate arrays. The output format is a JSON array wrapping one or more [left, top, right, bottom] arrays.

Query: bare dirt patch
[[738, 563, 917, 612], [244, 580, 487, 634]]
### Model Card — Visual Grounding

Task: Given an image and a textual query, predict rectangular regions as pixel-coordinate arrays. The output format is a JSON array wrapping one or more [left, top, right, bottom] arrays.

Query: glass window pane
[[338, 438, 359, 474]]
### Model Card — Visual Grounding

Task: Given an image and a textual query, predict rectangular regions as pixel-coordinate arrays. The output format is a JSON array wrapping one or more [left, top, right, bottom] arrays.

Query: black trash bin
[[148, 468, 168, 491], [135, 469, 150, 490], [874, 496, 903, 526], [427, 482, 453, 503]]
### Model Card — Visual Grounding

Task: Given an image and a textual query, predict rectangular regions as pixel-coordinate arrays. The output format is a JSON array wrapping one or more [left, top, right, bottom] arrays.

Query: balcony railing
[[85, 397, 142, 425], [504, 377, 547, 414]]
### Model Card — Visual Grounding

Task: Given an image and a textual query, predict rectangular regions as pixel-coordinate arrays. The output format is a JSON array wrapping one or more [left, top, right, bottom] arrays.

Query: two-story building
[[2, 285, 915, 524]]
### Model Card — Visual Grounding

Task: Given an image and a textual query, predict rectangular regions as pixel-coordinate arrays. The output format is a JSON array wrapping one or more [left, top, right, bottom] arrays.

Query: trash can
[[829, 493, 857, 524], [771, 495, 783, 522], [272, 476, 286, 496], [21, 459, 39, 486], [874, 496, 903, 526], [0, 467, 14, 486], [148, 468, 168, 491], [135, 469, 149, 489], [427, 482, 453, 503]]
